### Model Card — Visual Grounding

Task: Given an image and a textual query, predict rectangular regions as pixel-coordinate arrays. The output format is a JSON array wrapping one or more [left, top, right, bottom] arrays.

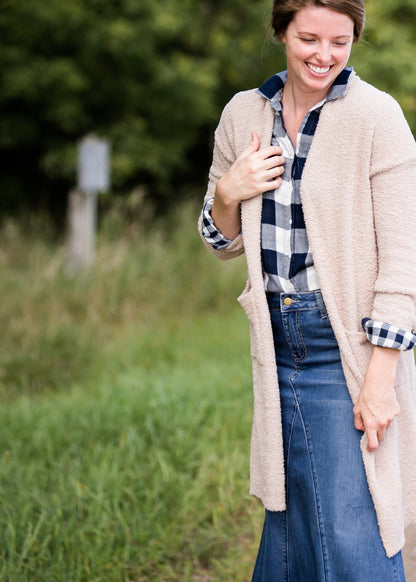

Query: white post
[[66, 189, 97, 273], [67, 136, 110, 273]]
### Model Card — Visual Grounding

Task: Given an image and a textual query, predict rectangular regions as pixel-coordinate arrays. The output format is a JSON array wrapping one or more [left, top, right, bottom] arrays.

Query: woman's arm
[[199, 125, 285, 260], [211, 131, 285, 240], [353, 346, 401, 452], [352, 96, 416, 452]]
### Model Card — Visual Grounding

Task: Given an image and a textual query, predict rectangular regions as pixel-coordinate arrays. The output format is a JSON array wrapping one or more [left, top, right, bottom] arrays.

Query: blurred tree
[[0, 0, 280, 221], [352, 0, 416, 130], [0, 0, 415, 222]]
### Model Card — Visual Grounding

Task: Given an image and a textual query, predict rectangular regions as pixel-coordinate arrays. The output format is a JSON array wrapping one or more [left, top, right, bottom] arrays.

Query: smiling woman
[[198, 0, 416, 580], [279, 6, 355, 142]]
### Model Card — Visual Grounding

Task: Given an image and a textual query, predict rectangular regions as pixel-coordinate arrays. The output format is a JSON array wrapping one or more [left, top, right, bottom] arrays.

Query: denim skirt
[[251, 291, 406, 582]]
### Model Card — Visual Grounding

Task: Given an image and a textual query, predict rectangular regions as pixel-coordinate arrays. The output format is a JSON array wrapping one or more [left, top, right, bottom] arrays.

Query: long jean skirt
[[251, 291, 406, 582]]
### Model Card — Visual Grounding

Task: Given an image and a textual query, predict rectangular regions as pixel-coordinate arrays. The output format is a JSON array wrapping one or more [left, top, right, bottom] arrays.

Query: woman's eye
[[300, 38, 348, 46]]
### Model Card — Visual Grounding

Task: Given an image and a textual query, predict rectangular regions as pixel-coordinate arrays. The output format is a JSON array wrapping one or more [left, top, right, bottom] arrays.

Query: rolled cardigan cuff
[[371, 291, 416, 331], [362, 318, 416, 351]]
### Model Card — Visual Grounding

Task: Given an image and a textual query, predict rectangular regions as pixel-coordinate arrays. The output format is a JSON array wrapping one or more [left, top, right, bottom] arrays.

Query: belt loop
[[315, 291, 328, 319]]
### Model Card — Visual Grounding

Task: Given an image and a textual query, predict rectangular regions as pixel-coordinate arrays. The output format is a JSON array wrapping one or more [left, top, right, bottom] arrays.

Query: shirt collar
[[256, 66, 354, 113]]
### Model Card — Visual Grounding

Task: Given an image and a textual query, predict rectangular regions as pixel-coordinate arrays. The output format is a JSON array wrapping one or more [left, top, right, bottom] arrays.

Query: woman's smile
[[306, 63, 332, 75], [281, 5, 354, 98]]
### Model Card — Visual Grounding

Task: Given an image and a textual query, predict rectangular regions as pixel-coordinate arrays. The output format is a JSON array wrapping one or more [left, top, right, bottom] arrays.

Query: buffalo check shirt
[[202, 67, 416, 351]]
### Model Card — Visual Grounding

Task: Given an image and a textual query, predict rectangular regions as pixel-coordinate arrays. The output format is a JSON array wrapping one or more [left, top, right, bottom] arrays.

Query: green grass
[[0, 201, 264, 581]]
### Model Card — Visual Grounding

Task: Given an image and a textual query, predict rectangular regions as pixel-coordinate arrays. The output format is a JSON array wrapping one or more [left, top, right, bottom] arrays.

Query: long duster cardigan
[[199, 73, 416, 557]]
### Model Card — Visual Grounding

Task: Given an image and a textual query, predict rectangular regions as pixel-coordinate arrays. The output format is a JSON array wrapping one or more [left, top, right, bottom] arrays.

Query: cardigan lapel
[[241, 101, 275, 289]]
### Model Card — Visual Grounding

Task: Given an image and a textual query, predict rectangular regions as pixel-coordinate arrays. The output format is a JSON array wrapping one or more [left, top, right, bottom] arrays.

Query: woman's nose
[[315, 43, 331, 64]]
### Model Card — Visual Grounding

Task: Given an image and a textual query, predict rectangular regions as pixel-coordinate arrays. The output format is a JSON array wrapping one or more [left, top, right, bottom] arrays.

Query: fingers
[[262, 160, 285, 186], [251, 131, 260, 152], [241, 132, 283, 161], [240, 131, 261, 158], [353, 408, 365, 432], [377, 425, 386, 444], [250, 148, 285, 180], [220, 132, 285, 203], [264, 153, 285, 171], [353, 407, 394, 453], [240, 138, 285, 192], [367, 422, 388, 452], [355, 411, 379, 452], [353, 401, 379, 451], [366, 428, 379, 452]]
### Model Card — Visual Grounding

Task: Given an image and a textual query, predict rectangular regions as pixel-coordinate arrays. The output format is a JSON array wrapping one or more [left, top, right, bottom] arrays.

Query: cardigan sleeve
[[198, 97, 245, 261], [369, 96, 416, 332]]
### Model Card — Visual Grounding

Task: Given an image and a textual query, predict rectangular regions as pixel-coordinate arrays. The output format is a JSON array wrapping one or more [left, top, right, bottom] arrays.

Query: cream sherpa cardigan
[[198, 72, 416, 557]]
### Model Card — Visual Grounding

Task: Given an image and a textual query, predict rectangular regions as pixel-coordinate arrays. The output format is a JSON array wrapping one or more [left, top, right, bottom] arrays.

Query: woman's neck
[[282, 79, 329, 118], [281, 81, 329, 146]]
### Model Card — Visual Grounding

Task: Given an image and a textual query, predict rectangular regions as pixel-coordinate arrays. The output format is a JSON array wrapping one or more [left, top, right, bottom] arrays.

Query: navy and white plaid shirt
[[202, 68, 416, 351]]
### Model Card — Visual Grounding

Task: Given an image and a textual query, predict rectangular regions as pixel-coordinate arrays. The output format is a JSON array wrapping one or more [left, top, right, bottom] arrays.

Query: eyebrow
[[297, 32, 353, 39]]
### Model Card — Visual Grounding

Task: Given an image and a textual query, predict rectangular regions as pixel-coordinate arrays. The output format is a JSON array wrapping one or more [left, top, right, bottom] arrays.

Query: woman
[[199, 0, 416, 580]]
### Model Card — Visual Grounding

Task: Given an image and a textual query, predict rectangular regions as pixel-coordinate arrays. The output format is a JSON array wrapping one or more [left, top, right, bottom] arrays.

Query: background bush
[[0, 202, 266, 581], [1, 0, 416, 222]]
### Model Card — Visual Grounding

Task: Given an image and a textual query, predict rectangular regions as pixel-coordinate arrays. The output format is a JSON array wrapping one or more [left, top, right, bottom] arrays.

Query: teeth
[[307, 64, 330, 74]]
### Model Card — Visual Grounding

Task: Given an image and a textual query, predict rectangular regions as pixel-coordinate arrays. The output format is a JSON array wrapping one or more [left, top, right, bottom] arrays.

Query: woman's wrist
[[211, 180, 241, 240], [214, 176, 239, 208], [365, 345, 400, 385]]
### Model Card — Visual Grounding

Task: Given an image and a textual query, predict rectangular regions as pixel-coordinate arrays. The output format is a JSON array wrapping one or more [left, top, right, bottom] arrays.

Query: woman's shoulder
[[220, 88, 269, 119], [345, 75, 404, 119], [214, 88, 271, 141], [345, 75, 416, 168]]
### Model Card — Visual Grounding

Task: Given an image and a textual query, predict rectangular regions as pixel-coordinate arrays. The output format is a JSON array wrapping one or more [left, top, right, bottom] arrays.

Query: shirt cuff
[[362, 318, 416, 351], [201, 198, 233, 250]]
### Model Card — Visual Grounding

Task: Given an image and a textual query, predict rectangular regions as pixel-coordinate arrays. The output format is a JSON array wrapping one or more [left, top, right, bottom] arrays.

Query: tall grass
[[0, 200, 264, 581]]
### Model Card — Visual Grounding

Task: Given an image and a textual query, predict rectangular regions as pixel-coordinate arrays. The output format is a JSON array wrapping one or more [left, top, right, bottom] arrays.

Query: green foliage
[[1, 0, 416, 219], [0, 0, 280, 218], [0, 198, 247, 397], [0, 311, 262, 581], [0, 201, 266, 580], [352, 0, 416, 129]]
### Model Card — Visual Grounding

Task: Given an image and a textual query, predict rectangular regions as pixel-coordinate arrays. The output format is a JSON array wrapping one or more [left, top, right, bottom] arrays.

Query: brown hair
[[270, 0, 365, 42]]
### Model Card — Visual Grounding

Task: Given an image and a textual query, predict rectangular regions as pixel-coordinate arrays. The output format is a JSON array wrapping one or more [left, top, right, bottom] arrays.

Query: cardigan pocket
[[344, 329, 373, 386], [237, 285, 264, 365]]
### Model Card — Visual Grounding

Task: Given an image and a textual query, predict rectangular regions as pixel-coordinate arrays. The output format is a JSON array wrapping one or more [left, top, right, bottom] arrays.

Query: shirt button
[[283, 297, 292, 306]]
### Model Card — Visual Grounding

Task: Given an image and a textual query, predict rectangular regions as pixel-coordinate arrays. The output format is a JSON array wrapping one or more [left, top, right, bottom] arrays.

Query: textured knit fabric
[[202, 68, 416, 351], [198, 72, 416, 557], [202, 68, 352, 292]]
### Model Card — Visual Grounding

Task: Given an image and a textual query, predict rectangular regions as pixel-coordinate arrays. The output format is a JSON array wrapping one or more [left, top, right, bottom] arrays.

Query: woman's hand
[[353, 346, 401, 452], [216, 131, 285, 205], [211, 131, 285, 240]]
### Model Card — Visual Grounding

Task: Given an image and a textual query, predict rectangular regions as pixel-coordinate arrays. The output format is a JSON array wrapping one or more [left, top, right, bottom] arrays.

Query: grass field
[[0, 201, 264, 581]]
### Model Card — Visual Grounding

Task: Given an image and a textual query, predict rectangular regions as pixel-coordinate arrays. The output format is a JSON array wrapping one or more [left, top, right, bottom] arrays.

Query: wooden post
[[67, 136, 110, 273]]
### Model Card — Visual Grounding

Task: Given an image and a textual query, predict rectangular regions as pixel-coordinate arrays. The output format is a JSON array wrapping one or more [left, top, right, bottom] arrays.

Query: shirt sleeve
[[201, 198, 233, 250], [362, 318, 416, 351]]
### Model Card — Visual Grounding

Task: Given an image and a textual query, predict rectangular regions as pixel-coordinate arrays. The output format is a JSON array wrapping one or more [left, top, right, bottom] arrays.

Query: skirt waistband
[[266, 290, 327, 318]]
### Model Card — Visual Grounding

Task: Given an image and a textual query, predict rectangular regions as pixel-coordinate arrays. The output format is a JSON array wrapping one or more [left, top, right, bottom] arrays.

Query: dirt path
[[404, 526, 416, 581]]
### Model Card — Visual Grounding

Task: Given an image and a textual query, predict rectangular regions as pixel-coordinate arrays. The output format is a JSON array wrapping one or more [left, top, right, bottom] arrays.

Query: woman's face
[[281, 5, 354, 97]]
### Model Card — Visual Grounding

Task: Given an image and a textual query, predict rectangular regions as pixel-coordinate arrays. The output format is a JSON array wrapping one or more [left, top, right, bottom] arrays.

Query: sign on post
[[77, 137, 110, 194], [67, 136, 111, 273]]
